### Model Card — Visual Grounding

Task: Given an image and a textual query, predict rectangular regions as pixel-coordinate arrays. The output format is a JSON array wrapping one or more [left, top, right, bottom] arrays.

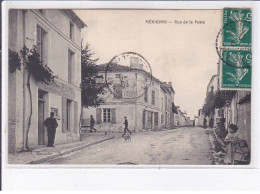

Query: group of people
[[43, 112, 131, 147]]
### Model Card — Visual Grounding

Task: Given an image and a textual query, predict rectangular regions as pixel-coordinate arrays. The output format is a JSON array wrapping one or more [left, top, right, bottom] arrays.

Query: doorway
[[38, 90, 46, 145], [154, 112, 158, 130]]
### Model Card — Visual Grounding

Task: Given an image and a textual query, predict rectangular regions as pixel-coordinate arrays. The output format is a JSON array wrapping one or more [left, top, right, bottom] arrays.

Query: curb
[[29, 136, 114, 164]]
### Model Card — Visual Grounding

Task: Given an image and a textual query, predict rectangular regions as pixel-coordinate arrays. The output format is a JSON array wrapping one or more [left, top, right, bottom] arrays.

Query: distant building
[[8, 9, 86, 152], [194, 116, 199, 126], [198, 109, 204, 127], [83, 63, 176, 132], [174, 108, 186, 127]]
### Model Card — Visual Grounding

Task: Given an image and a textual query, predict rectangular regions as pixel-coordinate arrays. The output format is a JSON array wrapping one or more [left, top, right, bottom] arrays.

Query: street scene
[[45, 128, 213, 165], [7, 9, 251, 165]]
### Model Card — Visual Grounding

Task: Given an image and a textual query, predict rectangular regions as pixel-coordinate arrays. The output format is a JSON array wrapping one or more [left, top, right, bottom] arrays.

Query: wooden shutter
[[62, 97, 67, 132], [74, 101, 78, 133], [96, 108, 102, 124], [111, 108, 116, 124]]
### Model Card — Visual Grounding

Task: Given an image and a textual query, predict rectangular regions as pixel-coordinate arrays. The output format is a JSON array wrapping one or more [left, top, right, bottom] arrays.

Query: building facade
[[8, 9, 86, 152], [83, 62, 176, 132], [174, 108, 186, 127]]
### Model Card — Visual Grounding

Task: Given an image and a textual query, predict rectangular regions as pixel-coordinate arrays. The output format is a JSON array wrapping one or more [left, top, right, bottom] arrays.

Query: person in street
[[203, 118, 207, 129], [90, 115, 96, 132], [223, 124, 243, 164], [44, 112, 58, 147], [123, 116, 131, 136]]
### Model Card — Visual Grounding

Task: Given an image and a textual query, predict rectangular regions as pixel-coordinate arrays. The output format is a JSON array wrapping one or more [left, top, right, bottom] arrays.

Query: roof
[[96, 62, 160, 83], [62, 10, 87, 29], [161, 82, 175, 94]]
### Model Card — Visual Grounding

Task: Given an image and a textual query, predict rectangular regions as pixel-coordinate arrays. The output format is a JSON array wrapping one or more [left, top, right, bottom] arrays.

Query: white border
[[2, 1, 260, 190]]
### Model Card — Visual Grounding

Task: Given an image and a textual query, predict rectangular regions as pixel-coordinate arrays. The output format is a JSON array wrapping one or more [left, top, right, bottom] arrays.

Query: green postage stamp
[[221, 8, 252, 90], [221, 50, 252, 89], [223, 8, 251, 47]]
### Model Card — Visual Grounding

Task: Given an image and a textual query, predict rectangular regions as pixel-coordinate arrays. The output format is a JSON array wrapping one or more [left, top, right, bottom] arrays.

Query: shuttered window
[[62, 97, 67, 132], [37, 26, 44, 61], [152, 90, 155, 105], [74, 101, 78, 133], [144, 87, 148, 102], [103, 108, 111, 123], [96, 108, 102, 124], [111, 108, 116, 124]]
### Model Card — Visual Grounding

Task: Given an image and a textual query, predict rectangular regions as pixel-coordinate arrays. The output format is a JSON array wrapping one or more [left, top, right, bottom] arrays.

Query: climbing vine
[[9, 49, 22, 73], [19, 45, 57, 151]]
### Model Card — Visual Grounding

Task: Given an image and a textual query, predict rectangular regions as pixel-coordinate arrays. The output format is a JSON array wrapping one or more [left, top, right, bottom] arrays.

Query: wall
[[8, 10, 82, 152], [83, 104, 136, 133]]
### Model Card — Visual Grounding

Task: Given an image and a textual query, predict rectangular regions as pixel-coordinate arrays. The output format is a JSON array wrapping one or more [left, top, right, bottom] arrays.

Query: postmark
[[223, 8, 251, 47], [104, 52, 152, 100]]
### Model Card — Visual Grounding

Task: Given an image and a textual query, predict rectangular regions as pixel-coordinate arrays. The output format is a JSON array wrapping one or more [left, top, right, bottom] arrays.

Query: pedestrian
[[223, 124, 242, 164], [203, 118, 207, 129], [123, 116, 131, 136], [90, 115, 96, 132], [44, 112, 58, 147]]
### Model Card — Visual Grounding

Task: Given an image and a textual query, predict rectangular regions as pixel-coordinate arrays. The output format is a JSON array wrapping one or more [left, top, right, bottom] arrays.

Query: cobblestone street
[[45, 127, 213, 165]]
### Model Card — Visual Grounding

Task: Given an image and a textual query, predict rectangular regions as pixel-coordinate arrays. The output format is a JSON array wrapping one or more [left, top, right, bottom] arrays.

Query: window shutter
[[62, 97, 67, 132], [111, 108, 116, 124], [96, 108, 102, 124], [74, 101, 78, 133]]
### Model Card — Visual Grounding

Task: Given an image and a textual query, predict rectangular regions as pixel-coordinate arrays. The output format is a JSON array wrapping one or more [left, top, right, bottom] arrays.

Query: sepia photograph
[[6, 7, 252, 166]]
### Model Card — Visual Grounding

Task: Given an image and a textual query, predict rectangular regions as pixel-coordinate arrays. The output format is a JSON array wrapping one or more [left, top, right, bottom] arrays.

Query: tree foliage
[[202, 89, 236, 117], [9, 49, 22, 73], [20, 46, 57, 84], [81, 43, 107, 108]]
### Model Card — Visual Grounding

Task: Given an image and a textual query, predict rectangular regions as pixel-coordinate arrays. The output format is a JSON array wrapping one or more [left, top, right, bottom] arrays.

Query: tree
[[20, 46, 57, 151], [202, 91, 216, 117], [81, 43, 106, 108]]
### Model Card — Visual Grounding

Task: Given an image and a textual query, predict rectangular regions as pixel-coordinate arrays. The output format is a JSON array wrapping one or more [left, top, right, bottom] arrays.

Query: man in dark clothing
[[90, 115, 96, 132], [123, 116, 131, 136], [44, 112, 58, 147]]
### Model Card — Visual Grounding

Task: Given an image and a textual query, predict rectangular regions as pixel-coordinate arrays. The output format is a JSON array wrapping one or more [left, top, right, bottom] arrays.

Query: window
[[66, 100, 72, 131], [37, 26, 46, 61], [152, 90, 155, 105], [161, 114, 164, 124], [144, 87, 148, 102], [103, 108, 111, 123], [51, 107, 60, 120], [68, 50, 74, 83], [38, 90, 45, 100], [70, 22, 74, 40], [161, 98, 163, 110], [165, 96, 167, 110], [211, 86, 214, 93]]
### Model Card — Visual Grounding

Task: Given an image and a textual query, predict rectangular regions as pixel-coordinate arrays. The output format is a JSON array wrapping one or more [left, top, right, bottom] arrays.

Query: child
[[223, 124, 241, 164]]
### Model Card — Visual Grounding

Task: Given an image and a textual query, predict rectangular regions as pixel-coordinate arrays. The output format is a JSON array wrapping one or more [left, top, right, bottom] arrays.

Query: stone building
[[174, 108, 186, 127], [83, 62, 176, 132], [8, 9, 86, 152]]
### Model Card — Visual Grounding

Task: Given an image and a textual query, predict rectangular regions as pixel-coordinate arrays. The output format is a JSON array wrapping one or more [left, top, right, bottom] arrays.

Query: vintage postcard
[[4, 5, 253, 167]]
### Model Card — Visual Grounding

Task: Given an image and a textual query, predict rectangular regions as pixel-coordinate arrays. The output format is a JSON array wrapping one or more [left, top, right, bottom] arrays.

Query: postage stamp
[[221, 50, 252, 90], [223, 8, 252, 47]]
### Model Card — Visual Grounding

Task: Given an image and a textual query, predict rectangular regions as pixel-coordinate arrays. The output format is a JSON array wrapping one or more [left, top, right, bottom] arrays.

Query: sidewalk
[[8, 133, 115, 164], [206, 128, 225, 165]]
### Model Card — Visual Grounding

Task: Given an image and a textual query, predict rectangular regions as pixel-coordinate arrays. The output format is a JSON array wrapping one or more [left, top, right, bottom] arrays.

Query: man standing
[[44, 112, 58, 147], [90, 115, 96, 132], [123, 116, 131, 136]]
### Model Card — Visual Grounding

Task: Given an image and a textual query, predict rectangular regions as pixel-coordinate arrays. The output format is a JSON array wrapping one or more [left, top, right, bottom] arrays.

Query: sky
[[75, 9, 222, 118]]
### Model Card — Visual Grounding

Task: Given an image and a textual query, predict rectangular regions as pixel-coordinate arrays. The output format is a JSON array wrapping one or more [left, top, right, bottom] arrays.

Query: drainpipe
[[22, 10, 27, 149]]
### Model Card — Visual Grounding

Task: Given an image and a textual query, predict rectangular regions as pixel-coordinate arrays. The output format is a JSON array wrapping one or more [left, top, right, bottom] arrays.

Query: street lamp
[[95, 75, 103, 84]]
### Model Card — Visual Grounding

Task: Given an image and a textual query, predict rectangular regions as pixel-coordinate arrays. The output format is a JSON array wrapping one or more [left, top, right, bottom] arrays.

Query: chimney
[[168, 82, 172, 86]]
